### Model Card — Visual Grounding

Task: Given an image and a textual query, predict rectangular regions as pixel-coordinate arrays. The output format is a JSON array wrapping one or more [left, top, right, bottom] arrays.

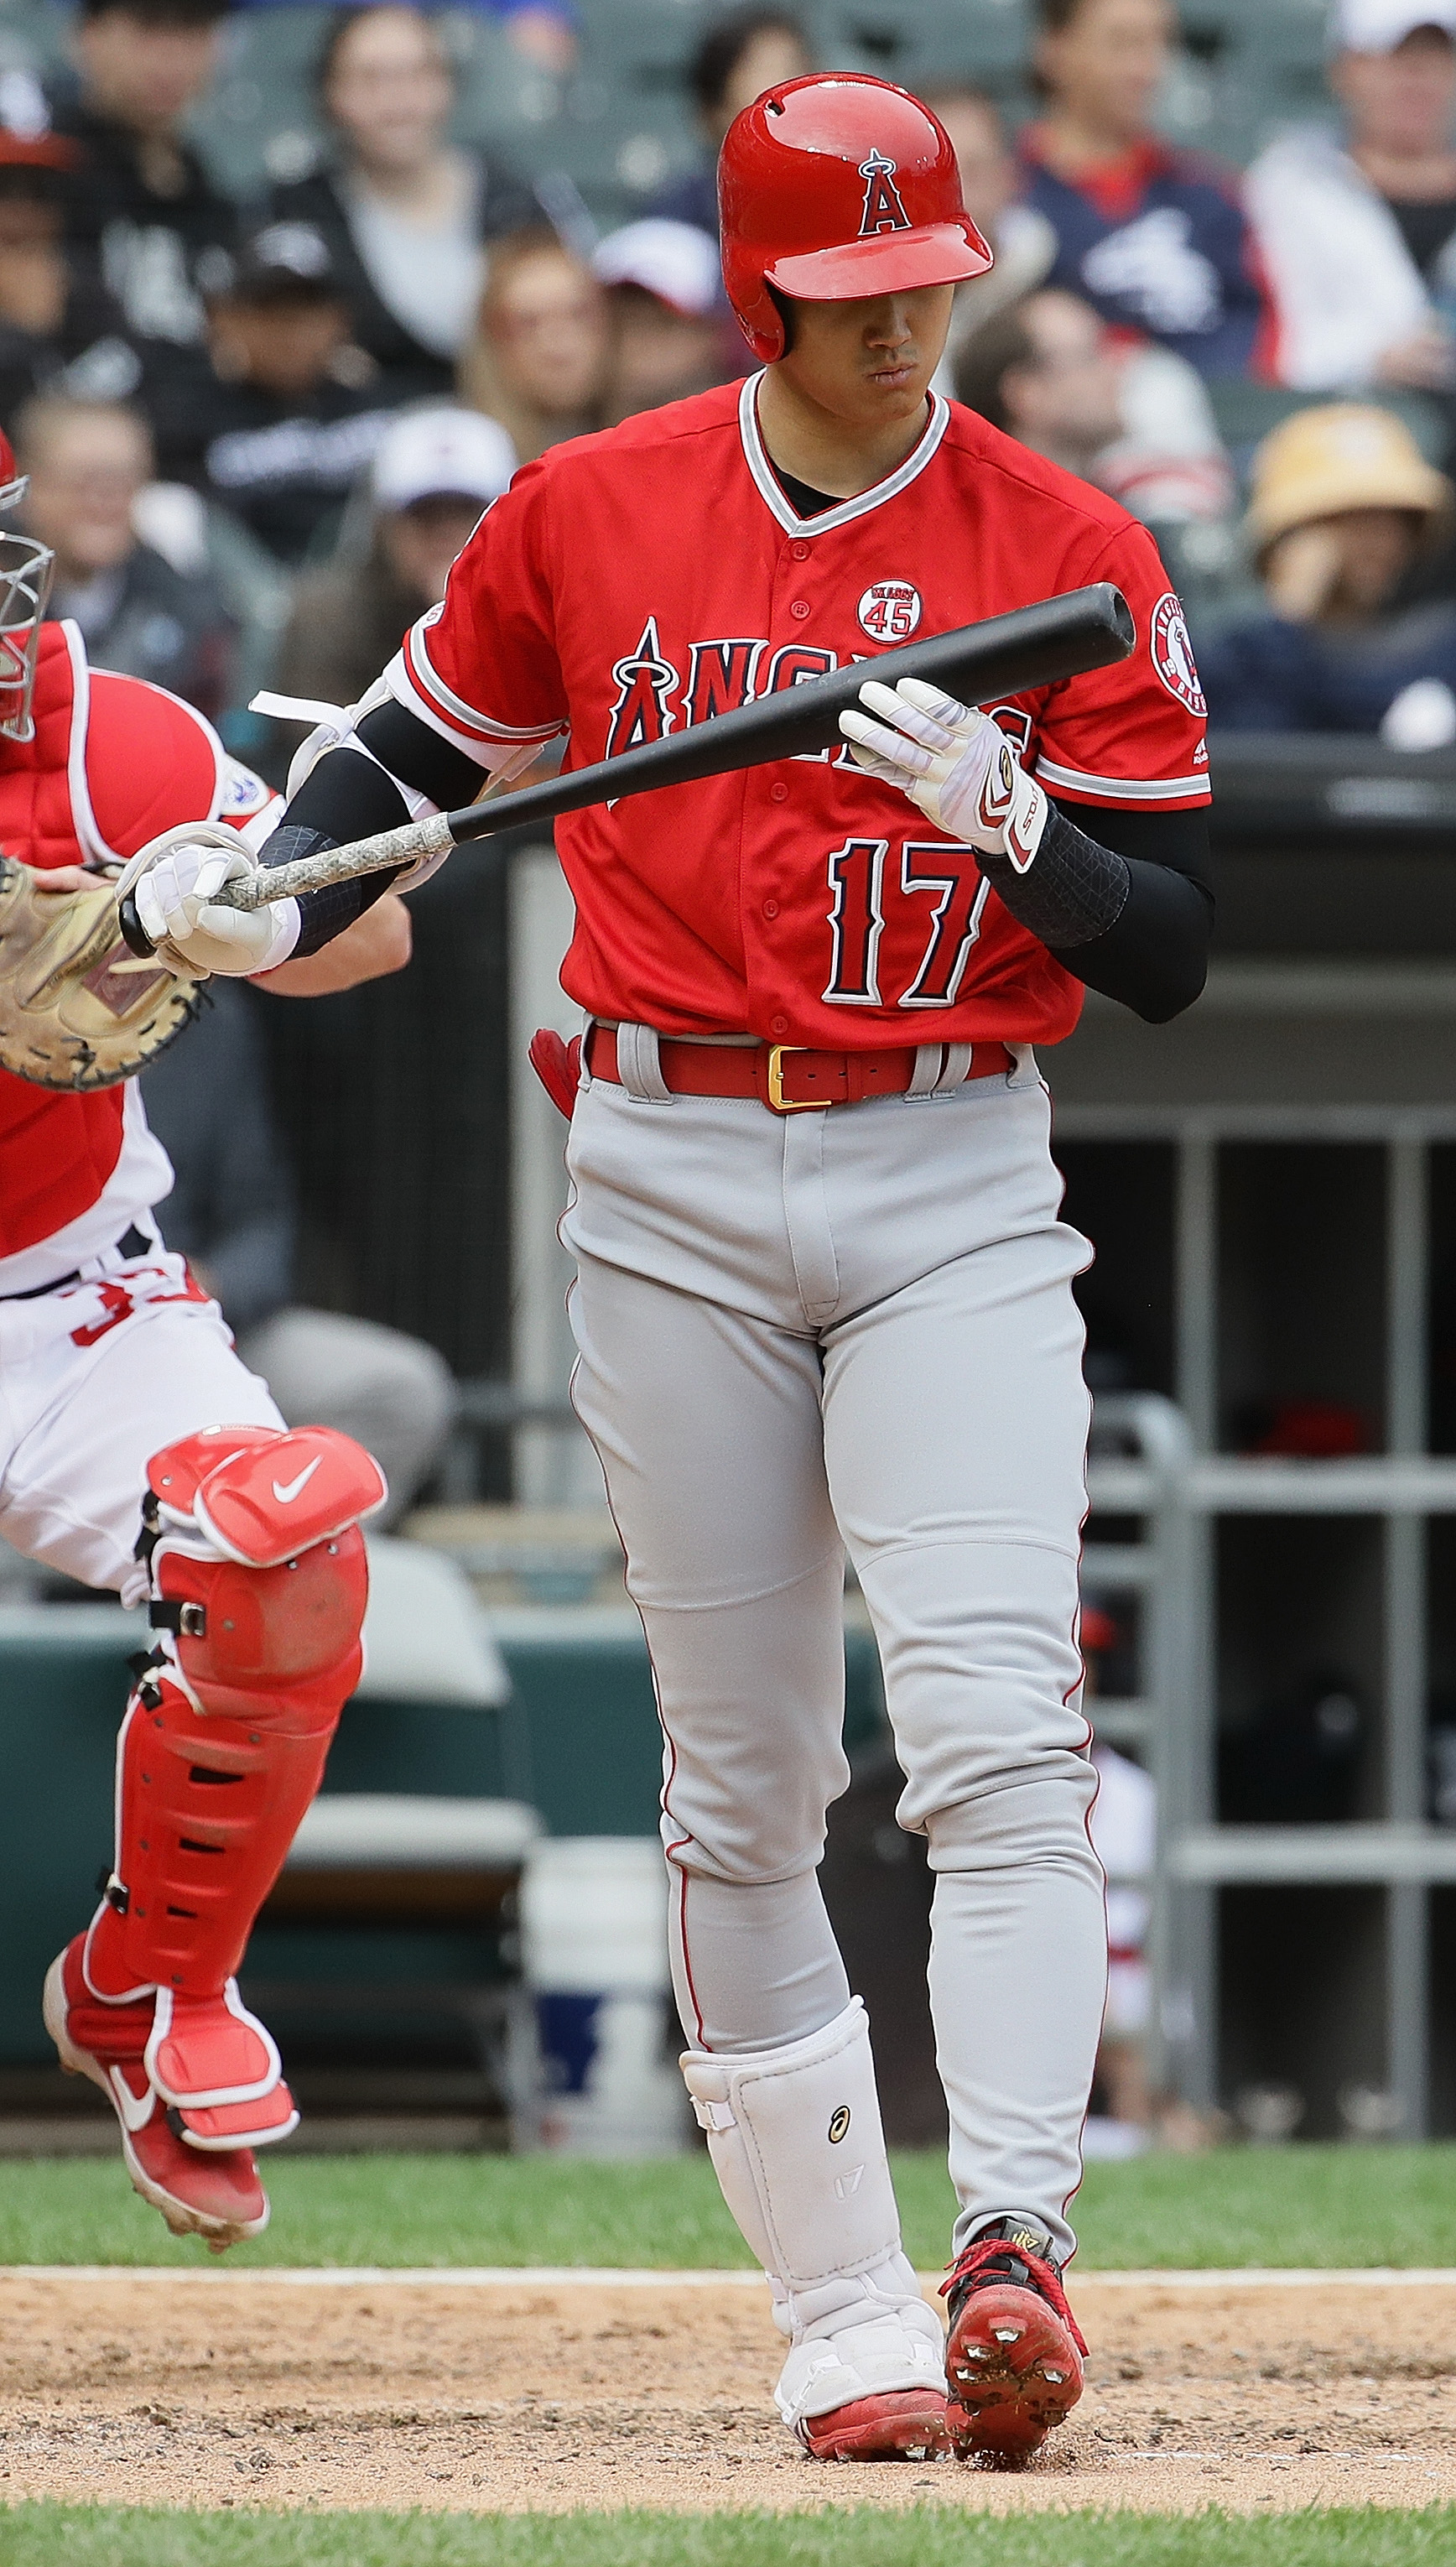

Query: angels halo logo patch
[[857, 580, 922, 644], [1150, 591, 1206, 717]]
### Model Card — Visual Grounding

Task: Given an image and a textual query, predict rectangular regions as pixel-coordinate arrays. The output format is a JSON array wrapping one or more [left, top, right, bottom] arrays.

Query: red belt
[[584, 1024, 1012, 1113]]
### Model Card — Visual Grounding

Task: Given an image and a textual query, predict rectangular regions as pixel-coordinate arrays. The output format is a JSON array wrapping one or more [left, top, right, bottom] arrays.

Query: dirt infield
[[1, 2271, 1454, 2517]]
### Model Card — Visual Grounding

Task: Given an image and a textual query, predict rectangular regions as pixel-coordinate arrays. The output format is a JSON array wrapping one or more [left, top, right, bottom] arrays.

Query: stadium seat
[[252, 1536, 545, 2143]]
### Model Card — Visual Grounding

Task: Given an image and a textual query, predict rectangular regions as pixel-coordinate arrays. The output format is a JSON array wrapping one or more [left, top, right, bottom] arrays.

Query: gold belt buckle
[[766, 1044, 827, 1112]]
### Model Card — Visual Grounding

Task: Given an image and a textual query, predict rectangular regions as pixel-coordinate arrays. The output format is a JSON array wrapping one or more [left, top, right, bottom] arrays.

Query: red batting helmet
[[0, 424, 54, 743], [718, 73, 993, 365]]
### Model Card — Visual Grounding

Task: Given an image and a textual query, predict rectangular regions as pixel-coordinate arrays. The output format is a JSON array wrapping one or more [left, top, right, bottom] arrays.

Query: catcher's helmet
[[719, 73, 992, 364], [0, 423, 54, 746]]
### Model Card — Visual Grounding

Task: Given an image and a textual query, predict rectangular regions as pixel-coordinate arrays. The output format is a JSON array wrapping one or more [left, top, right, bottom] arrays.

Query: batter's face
[[774, 286, 956, 431]]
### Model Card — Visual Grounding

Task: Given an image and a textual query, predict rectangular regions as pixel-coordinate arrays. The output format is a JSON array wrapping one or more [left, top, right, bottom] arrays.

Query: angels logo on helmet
[[858, 149, 911, 237]]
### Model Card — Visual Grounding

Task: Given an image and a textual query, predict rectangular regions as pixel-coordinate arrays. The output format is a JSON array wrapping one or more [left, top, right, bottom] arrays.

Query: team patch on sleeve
[[1027, 524, 1212, 810], [1149, 592, 1207, 718]]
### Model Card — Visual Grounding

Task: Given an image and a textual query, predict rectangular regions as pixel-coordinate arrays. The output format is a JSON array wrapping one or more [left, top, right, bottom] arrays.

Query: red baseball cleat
[[941, 2220, 1086, 2462], [798, 2388, 951, 2461], [43, 1939, 269, 2252]]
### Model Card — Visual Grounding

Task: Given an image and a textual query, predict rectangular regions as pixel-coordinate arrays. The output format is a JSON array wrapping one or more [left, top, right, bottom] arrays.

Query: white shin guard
[[680, 1997, 945, 2429]]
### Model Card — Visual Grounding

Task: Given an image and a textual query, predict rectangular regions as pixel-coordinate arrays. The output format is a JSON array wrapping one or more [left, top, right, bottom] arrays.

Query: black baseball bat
[[131, 582, 1136, 928]]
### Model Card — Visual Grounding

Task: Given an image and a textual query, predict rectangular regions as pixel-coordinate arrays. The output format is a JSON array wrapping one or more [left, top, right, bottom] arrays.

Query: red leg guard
[[81, 1423, 380, 2153]]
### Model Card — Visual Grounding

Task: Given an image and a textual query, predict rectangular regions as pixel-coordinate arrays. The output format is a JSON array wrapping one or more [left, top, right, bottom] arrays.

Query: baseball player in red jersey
[[129, 76, 1211, 2453], [0, 434, 408, 2250]]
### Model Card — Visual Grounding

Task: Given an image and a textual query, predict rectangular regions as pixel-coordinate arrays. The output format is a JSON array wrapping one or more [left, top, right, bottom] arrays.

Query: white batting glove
[[116, 824, 299, 977], [840, 678, 1050, 874]]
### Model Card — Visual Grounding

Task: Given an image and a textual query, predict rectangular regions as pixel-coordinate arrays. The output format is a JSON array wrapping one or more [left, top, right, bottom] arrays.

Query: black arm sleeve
[[975, 801, 1212, 1024], [263, 701, 485, 956]]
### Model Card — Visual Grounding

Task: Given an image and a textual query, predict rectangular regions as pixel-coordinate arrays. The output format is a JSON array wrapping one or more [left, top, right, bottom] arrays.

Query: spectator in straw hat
[[1199, 401, 1456, 738]]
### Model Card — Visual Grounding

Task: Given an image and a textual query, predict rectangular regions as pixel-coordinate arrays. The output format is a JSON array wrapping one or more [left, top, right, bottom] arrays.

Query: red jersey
[[388, 377, 1209, 1051], [0, 622, 278, 1282]]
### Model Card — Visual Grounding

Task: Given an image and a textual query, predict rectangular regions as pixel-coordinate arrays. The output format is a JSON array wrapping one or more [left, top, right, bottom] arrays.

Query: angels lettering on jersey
[[606, 617, 879, 759], [601, 612, 1024, 768]]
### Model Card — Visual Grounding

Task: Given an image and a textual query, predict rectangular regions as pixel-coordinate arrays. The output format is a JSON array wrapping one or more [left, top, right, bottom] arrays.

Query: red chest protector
[[0, 622, 223, 1259]]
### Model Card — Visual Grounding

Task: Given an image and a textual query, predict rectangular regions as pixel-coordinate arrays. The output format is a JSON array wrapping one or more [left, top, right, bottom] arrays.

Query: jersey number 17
[[824, 837, 991, 1010]]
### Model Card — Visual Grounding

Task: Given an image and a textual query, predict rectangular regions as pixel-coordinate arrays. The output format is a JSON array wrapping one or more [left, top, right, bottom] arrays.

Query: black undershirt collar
[[772, 466, 840, 518]]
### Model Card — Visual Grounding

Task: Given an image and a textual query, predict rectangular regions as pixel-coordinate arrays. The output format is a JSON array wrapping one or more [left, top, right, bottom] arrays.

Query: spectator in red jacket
[[1019, 0, 1273, 379]]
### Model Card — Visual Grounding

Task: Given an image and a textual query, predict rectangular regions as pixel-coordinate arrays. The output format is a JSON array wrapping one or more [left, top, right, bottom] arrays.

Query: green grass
[[4, 2143, 1456, 2272], [1, 2512, 1454, 2567]]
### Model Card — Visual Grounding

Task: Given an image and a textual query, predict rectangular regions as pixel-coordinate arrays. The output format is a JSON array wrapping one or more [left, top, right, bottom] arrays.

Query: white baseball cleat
[[777, 2292, 951, 2460]]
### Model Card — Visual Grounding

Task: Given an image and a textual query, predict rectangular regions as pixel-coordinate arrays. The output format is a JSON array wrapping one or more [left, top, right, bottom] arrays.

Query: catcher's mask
[[0, 433, 52, 745]]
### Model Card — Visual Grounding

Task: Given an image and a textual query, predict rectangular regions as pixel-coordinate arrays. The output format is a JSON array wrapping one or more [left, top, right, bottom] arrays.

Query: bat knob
[[117, 892, 157, 959]]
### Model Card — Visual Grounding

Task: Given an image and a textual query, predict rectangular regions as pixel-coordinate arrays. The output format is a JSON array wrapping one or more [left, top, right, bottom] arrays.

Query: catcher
[[0, 427, 406, 2249]]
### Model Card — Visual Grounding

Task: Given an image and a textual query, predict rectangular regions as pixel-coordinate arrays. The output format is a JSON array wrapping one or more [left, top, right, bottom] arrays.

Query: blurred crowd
[[8, 0, 1456, 753]]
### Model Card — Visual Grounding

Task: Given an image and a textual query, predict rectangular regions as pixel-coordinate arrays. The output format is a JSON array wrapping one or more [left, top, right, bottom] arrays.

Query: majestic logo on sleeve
[[1150, 592, 1206, 718], [604, 617, 681, 755], [858, 149, 911, 237]]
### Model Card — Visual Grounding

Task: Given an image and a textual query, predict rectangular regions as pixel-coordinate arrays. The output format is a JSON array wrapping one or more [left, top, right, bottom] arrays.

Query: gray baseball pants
[[562, 1032, 1106, 2263]]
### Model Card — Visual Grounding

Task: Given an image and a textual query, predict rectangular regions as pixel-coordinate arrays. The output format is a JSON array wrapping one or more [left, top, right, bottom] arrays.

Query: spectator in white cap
[[267, 404, 516, 759], [591, 217, 731, 426], [1246, 1, 1456, 390]]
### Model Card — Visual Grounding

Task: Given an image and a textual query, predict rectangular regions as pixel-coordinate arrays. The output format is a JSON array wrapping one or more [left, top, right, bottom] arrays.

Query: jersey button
[[790, 541, 811, 562], [762, 898, 779, 919], [771, 1013, 789, 1036], [790, 599, 810, 620], [769, 780, 789, 803]]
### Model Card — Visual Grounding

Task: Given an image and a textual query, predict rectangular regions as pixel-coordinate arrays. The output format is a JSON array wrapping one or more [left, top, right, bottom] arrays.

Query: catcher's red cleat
[[941, 2221, 1086, 2462], [43, 1939, 269, 2252], [798, 2389, 951, 2461]]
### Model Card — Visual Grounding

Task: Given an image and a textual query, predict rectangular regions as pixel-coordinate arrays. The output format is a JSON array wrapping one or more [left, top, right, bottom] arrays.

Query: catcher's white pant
[[564, 1038, 1107, 2267], [0, 1231, 281, 1598]]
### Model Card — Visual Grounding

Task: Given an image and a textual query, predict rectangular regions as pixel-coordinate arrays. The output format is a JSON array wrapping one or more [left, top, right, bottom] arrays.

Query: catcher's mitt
[[0, 856, 206, 1092]]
